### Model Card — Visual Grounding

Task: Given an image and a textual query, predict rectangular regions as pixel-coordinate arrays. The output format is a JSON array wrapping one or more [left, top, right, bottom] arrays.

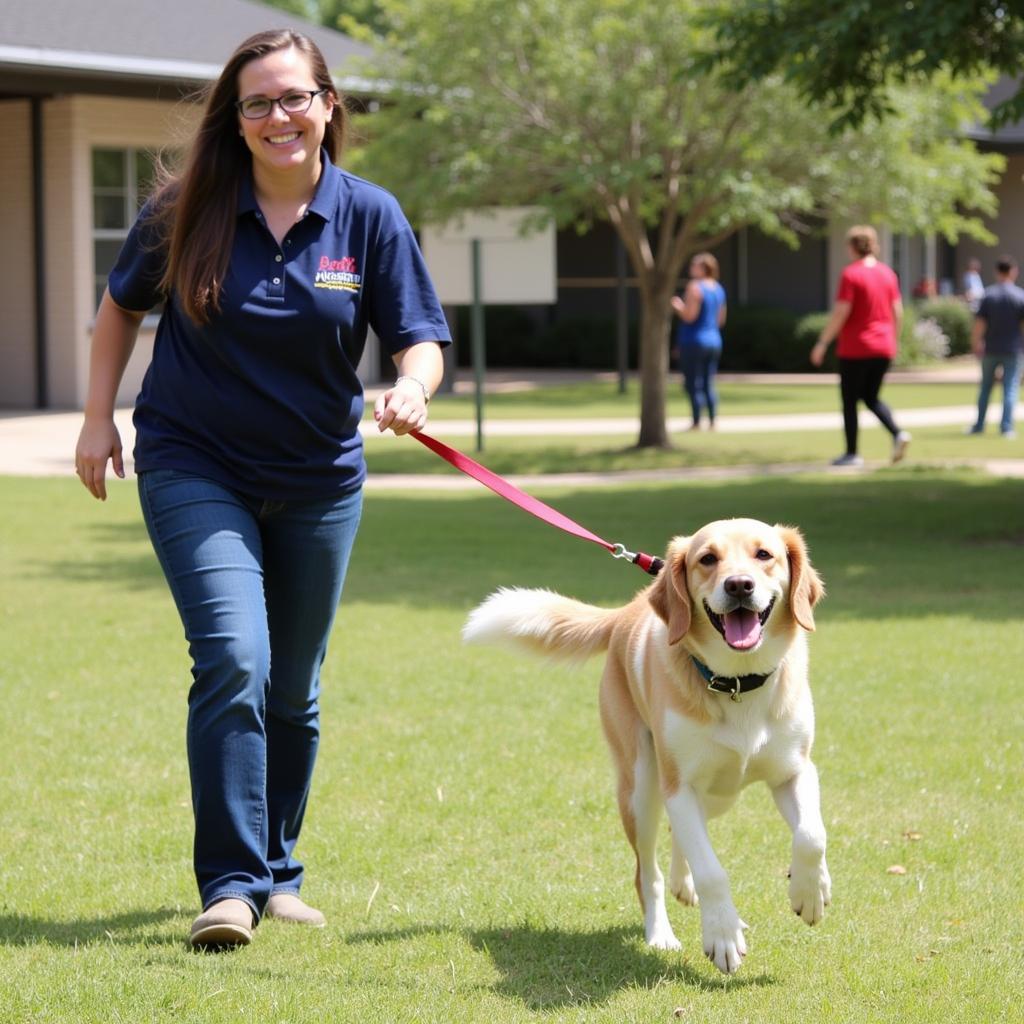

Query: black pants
[[838, 357, 900, 455]]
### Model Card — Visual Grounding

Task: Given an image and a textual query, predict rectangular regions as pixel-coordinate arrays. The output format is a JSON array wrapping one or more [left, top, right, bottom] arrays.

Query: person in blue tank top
[[671, 252, 727, 430], [74, 29, 450, 950]]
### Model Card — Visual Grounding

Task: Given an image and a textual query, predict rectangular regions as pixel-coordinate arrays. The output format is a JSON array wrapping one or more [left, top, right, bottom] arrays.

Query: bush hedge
[[452, 300, 965, 372], [913, 297, 973, 356]]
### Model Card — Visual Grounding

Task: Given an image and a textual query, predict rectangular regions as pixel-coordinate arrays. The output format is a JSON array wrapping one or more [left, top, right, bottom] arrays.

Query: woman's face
[[236, 46, 334, 182], [689, 259, 705, 279]]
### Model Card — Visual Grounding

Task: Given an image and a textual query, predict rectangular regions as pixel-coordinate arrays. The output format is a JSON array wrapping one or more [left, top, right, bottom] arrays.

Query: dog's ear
[[648, 539, 691, 644], [777, 525, 825, 632]]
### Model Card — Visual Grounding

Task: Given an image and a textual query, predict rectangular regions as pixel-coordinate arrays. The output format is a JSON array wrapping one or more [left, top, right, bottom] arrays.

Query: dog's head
[[648, 518, 824, 662]]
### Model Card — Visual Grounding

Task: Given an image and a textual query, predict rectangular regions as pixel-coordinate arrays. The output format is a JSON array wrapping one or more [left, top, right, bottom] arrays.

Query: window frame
[[91, 146, 162, 326]]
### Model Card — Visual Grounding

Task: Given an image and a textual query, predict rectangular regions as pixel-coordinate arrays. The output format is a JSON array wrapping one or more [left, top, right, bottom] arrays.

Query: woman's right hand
[[809, 339, 828, 368], [75, 415, 125, 501]]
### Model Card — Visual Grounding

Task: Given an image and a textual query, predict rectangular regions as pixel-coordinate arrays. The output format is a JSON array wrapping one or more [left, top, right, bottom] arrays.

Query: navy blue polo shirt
[[108, 155, 451, 499]]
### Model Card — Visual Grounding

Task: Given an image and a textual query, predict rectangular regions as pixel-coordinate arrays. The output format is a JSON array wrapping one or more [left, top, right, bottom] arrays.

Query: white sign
[[420, 206, 557, 305]]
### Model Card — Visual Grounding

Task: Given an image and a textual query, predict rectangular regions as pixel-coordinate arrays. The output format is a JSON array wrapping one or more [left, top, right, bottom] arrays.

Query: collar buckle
[[707, 675, 744, 702]]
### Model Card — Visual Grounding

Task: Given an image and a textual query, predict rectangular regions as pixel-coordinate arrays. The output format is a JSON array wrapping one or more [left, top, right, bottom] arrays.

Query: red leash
[[410, 431, 665, 577]]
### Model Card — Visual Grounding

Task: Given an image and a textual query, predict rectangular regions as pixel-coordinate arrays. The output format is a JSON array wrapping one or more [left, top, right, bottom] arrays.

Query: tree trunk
[[636, 285, 674, 448]]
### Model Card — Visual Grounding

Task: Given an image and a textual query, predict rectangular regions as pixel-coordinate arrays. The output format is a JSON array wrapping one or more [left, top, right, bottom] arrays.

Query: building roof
[[966, 76, 1024, 150], [0, 0, 374, 99]]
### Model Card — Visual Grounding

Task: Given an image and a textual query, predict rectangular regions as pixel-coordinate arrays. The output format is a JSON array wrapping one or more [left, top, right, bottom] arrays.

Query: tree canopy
[[259, 0, 390, 38], [346, 0, 1001, 447], [711, 0, 1024, 131]]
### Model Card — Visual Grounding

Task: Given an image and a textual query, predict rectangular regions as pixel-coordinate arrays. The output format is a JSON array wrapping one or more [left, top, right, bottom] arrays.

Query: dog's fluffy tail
[[463, 587, 617, 662]]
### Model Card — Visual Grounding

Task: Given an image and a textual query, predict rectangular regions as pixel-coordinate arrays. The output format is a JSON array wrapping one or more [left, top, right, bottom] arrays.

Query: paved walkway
[[2, 367, 1021, 484]]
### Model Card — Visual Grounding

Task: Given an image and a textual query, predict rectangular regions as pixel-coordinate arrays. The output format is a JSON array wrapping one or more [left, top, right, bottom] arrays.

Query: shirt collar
[[236, 148, 341, 222]]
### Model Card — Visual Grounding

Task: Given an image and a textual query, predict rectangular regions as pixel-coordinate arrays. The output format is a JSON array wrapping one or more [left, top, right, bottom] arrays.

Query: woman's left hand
[[374, 378, 429, 435]]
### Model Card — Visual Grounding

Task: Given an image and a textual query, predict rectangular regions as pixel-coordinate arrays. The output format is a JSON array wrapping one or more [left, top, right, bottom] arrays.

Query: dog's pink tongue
[[724, 608, 761, 649]]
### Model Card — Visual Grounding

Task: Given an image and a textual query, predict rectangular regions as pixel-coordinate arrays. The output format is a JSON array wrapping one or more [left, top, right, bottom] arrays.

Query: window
[[91, 147, 158, 311]]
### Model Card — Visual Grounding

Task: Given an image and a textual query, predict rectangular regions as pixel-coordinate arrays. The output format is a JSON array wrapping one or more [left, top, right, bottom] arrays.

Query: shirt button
[[272, 277, 281, 285], [275, 254, 283, 262]]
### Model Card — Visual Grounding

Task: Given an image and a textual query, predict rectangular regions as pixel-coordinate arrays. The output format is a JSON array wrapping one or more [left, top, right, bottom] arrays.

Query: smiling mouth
[[703, 597, 776, 650], [267, 131, 301, 145]]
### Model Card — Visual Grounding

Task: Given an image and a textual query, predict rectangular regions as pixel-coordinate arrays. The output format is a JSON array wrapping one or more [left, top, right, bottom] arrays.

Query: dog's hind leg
[[669, 839, 699, 907], [634, 730, 681, 950], [625, 728, 681, 951], [601, 665, 680, 951]]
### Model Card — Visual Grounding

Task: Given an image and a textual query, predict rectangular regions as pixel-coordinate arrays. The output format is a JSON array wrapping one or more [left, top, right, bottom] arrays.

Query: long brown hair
[[150, 30, 347, 325]]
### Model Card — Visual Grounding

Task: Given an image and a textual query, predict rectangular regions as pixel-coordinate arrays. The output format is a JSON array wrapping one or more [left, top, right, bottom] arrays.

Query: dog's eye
[[699, 552, 718, 566], [755, 549, 773, 561]]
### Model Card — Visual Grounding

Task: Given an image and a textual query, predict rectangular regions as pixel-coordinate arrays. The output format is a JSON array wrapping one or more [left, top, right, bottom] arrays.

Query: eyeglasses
[[236, 89, 327, 120]]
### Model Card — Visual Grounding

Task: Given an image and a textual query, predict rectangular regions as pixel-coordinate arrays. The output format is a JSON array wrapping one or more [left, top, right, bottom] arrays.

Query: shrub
[[793, 312, 836, 372], [719, 306, 803, 372], [913, 297, 973, 356], [906, 317, 952, 363], [453, 308, 639, 369]]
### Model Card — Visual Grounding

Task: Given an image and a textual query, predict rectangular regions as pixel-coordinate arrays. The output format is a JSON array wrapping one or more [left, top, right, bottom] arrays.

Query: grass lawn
[[365, 421, 1023, 476], [2, 470, 1023, 1023], [422, 378, 981, 420]]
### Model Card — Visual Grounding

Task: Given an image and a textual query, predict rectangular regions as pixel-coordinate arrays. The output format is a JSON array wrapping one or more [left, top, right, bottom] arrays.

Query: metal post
[[470, 238, 485, 452], [615, 237, 628, 394], [31, 97, 48, 409]]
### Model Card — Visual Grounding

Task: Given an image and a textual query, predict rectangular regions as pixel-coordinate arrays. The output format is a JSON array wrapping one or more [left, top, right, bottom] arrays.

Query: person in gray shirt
[[968, 256, 1024, 438]]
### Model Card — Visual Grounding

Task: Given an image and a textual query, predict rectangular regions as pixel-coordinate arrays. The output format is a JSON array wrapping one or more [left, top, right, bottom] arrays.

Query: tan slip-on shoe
[[265, 892, 326, 927], [190, 898, 254, 948]]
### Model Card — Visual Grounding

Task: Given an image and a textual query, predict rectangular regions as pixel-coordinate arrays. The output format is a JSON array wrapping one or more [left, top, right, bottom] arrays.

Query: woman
[[811, 225, 911, 466], [671, 252, 727, 430], [74, 29, 450, 948]]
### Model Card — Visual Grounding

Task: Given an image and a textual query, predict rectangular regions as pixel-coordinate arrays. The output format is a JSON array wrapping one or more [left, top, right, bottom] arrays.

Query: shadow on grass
[[345, 923, 773, 1009], [0, 907, 181, 947]]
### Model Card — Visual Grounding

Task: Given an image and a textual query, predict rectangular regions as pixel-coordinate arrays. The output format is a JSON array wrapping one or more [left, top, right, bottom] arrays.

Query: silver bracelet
[[394, 374, 430, 404]]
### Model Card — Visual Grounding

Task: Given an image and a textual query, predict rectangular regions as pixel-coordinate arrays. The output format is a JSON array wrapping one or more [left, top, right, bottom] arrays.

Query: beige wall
[[0, 101, 38, 407], [957, 154, 1024, 286], [41, 94, 200, 408]]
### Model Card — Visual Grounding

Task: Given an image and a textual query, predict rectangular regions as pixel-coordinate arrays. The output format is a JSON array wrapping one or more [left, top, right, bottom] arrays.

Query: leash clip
[[611, 543, 637, 563]]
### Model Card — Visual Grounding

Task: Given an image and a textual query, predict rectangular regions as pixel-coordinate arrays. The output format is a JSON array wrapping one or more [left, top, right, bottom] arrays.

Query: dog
[[463, 518, 830, 974]]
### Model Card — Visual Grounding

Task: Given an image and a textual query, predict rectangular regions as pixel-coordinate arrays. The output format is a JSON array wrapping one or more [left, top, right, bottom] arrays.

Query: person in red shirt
[[810, 225, 911, 466]]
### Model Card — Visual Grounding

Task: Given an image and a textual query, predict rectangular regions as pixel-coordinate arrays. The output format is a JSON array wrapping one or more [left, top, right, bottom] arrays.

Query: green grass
[[2, 471, 1024, 1022], [421, 379, 980, 420], [366, 421, 1023, 475]]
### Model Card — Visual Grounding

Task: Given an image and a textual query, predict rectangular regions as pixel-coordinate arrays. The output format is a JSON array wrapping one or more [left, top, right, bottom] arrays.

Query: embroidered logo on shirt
[[314, 255, 361, 293]]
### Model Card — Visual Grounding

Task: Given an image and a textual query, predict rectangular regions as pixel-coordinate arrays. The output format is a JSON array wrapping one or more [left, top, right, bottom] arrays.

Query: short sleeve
[[977, 294, 990, 320], [836, 268, 854, 303], [366, 206, 451, 354], [107, 201, 167, 312]]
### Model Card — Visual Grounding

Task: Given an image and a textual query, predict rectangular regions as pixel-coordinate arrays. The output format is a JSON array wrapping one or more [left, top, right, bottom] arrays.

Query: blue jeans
[[973, 352, 1022, 434], [681, 345, 721, 425], [138, 470, 363, 919]]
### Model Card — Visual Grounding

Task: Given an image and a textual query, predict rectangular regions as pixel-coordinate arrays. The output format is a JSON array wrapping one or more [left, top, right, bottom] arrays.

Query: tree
[[349, 0, 1001, 448], [711, 0, 1024, 130], [258, 0, 390, 37]]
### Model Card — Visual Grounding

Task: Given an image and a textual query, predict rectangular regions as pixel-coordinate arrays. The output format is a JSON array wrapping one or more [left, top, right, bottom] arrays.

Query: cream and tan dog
[[463, 518, 830, 974]]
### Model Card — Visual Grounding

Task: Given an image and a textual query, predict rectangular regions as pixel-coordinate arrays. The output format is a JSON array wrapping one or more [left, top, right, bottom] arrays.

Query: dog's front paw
[[700, 903, 748, 974], [789, 859, 831, 926]]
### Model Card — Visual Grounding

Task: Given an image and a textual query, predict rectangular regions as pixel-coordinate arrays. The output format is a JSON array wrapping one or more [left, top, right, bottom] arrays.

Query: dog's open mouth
[[704, 597, 776, 650]]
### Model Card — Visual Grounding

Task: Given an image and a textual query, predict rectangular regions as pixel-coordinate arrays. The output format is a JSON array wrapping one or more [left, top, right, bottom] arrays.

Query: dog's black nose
[[724, 574, 755, 598]]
